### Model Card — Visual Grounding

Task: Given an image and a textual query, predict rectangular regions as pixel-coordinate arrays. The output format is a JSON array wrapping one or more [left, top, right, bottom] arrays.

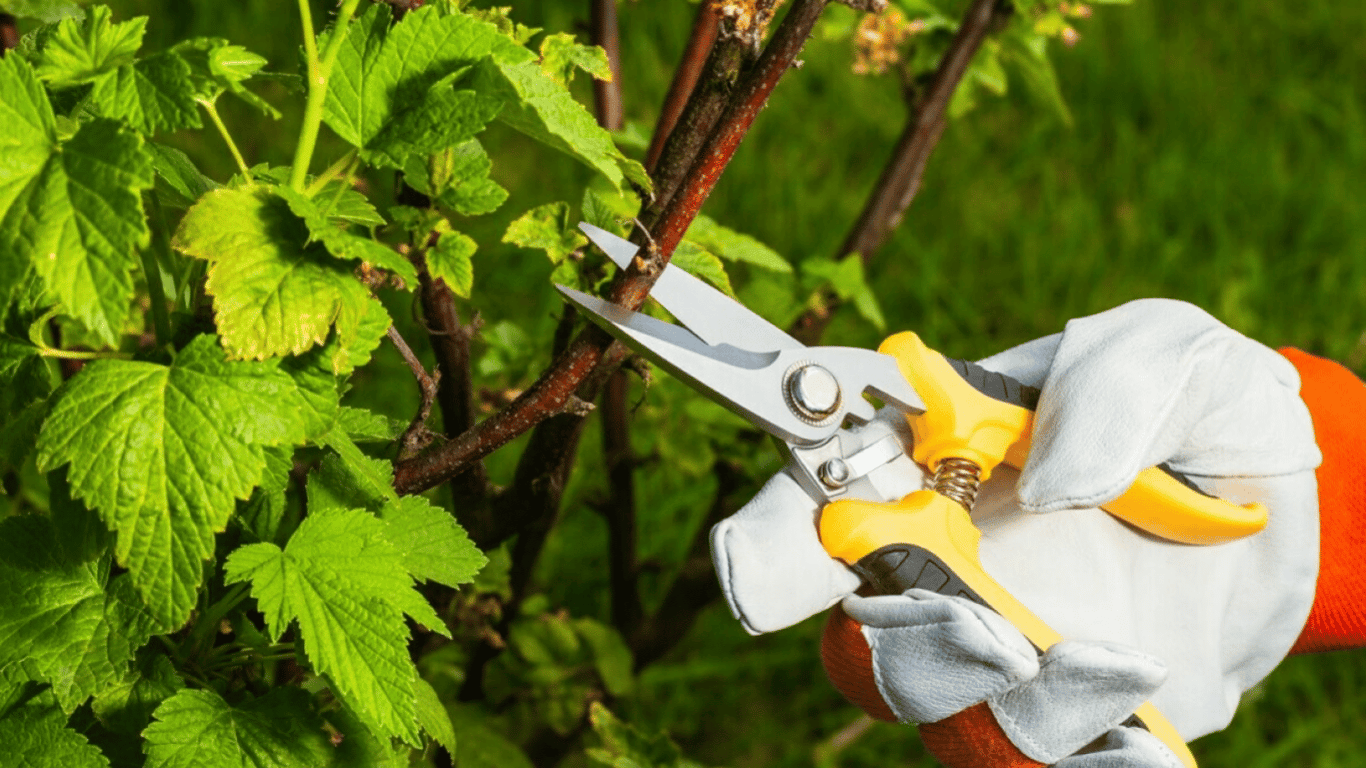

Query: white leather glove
[[710, 299, 1322, 764]]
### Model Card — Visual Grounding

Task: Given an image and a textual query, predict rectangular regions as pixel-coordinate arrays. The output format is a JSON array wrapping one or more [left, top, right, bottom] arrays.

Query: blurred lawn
[[72, 0, 1366, 764]]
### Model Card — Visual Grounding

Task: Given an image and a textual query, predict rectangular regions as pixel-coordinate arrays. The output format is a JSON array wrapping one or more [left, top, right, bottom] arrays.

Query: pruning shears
[[560, 223, 1269, 768]]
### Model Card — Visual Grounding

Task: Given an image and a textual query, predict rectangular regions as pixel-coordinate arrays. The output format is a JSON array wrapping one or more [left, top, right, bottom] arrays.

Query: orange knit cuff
[[1280, 348, 1366, 654], [822, 605, 1044, 767]]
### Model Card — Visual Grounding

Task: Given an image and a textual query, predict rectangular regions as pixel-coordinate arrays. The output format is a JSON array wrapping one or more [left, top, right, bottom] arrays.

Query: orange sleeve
[[1280, 348, 1366, 654], [822, 604, 1044, 768], [819, 348, 1365, 762]]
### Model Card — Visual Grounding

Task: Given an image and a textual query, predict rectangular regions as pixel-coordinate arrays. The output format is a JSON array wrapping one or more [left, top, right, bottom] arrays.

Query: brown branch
[[647, 0, 831, 261], [386, 325, 442, 458], [639, 1, 779, 225], [790, 0, 1011, 344], [413, 242, 492, 516], [1, 14, 18, 53], [393, 0, 832, 496], [602, 370, 643, 637], [590, 0, 624, 132], [644, 2, 720, 172]]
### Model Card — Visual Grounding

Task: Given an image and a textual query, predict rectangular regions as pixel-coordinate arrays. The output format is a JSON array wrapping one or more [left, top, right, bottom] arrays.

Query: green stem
[[289, 0, 363, 191], [205, 649, 297, 672], [141, 191, 174, 347], [304, 148, 358, 197], [317, 153, 360, 219], [188, 582, 251, 653], [201, 100, 252, 183]]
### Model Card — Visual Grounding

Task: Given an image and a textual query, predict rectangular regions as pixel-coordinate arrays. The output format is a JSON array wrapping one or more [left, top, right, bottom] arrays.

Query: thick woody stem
[[415, 252, 491, 504], [790, 0, 1009, 343], [644, 2, 720, 172], [393, 0, 830, 496]]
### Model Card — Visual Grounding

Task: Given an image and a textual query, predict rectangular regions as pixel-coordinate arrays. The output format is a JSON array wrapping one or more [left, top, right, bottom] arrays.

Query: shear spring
[[933, 457, 982, 511]]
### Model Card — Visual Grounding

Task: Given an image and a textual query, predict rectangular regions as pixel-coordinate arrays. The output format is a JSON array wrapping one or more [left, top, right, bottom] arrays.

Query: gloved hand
[[710, 299, 1334, 766]]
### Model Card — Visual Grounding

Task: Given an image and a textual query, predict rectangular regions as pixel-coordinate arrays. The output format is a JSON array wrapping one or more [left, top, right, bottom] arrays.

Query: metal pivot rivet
[[785, 363, 842, 425], [818, 458, 851, 489]]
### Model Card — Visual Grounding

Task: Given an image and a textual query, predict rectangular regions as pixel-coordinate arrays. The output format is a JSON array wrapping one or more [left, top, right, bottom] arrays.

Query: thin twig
[[386, 325, 442, 458], [590, 0, 624, 132], [393, 0, 832, 496], [790, 0, 1010, 343]]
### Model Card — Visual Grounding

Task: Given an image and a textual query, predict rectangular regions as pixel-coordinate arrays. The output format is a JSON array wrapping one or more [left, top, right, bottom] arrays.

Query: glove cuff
[[1282, 348, 1366, 654]]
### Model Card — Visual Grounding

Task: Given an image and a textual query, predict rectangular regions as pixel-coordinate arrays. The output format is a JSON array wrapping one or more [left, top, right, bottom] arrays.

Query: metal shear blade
[[578, 223, 801, 353], [562, 225, 926, 447]]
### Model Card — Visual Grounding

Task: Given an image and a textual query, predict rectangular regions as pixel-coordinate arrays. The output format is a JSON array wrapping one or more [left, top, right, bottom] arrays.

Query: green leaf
[[586, 702, 687, 768], [224, 509, 431, 744], [322, 4, 525, 169], [1001, 26, 1072, 125], [171, 37, 276, 116], [276, 185, 418, 288], [87, 51, 203, 135], [380, 495, 486, 588], [0, 54, 154, 344], [0, 700, 111, 768], [34, 6, 145, 88], [91, 652, 184, 735], [237, 445, 293, 545], [143, 688, 334, 768], [414, 678, 456, 754], [173, 186, 376, 361], [317, 428, 400, 506], [685, 215, 792, 273], [463, 6, 540, 45], [538, 32, 611, 87], [402, 139, 508, 216], [448, 705, 534, 768], [672, 241, 735, 299], [0, 337, 51, 469], [473, 57, 646, 192], [147, 142, 220, 208], [0, 515, 160, 712], [803, 255, 887, 332], [576, 620, 633, 697], [503, 202, 586, 264], [0, 0, 84, 23], [307, 451, 390, 516], [427, 230, 477, 298], [337, 406, 406, 443], [36, 334, 309, 627], [279, 348, 342, 438], [328, 294, 392, 375]]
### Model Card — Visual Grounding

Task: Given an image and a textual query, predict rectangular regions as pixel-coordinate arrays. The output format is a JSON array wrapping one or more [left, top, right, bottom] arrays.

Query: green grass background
[[71, 0, 1366, 764]]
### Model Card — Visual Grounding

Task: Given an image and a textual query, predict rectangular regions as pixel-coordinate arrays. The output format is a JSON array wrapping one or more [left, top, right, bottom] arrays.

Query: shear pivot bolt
[[819, 458, 851, 489], [786, 363, 842, 423]]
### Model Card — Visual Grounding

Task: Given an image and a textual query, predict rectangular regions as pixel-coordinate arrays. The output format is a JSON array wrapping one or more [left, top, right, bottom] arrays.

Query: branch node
[[561, 395, 597, 418]]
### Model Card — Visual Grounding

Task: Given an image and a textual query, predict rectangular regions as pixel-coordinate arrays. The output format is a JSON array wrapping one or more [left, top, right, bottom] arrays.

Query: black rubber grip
[[853, 544, 989, 608], [943, 357, 1041, 410], [943, 357, 1215, 501]]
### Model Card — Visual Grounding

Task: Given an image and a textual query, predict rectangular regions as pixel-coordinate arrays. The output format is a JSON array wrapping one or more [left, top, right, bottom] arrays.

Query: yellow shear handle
[[819, 492, 1197, 768], [879, 332, 1268, 546]]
